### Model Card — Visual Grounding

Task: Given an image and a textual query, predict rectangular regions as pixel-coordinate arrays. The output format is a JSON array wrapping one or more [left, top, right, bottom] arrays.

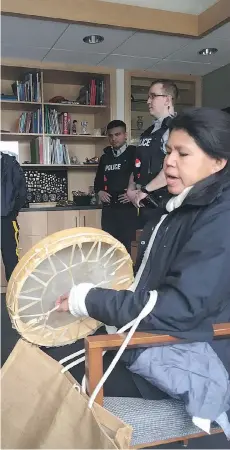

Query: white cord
[[60, 315, 140, 373], [88, 291, 158, 409], [61, 356, 86, 373], [59, 348, 85, 365]]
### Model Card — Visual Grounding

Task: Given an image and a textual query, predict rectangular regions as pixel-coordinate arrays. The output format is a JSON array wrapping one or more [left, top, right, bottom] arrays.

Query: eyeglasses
[[148, 93, 168, 100]]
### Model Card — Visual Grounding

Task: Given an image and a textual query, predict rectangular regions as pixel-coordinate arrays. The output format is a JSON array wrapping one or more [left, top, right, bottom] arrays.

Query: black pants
[[101, 206, 137, 254], [43, 327, 169, 401], [1, 217, 19, 281]]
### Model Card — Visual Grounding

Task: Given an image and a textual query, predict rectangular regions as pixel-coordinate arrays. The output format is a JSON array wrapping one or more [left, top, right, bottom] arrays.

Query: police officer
[[94, 120, 137, 254], [1, 152, 27, 281], [127, 79, 179, 227]]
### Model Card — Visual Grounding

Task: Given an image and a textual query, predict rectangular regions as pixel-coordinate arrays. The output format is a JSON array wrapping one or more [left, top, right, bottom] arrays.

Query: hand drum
[[6, 227, 134, 347]]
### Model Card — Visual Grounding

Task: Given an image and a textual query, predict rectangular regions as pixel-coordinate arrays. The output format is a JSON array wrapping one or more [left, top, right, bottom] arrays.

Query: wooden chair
[[131, 229, 142, 263], [85, 324, 230, 448]]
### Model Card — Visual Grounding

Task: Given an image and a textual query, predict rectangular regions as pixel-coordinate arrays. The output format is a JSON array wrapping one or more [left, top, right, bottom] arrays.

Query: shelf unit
[[21, 164, 99, 170], [124, 70, 202, 144], [0, 132, 107, 141], [1, 63, 116, 195]]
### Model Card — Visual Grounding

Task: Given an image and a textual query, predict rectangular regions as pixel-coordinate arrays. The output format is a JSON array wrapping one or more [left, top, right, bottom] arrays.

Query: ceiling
[[98, 0, 218, 15], [1, 15, 230, 75]]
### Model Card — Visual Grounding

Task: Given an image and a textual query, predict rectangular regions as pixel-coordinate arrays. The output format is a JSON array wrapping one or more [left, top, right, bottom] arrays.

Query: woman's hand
[[56, 292, 70, 312]]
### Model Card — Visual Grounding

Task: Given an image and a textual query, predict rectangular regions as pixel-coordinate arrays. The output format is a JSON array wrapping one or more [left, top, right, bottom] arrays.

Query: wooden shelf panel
[[1, 132, 107, 141], [1, 101, 108, 114], [21, 164, 98, 170], [45, 134, 107, 140], [1, 100, 42, 111], [1, 132, 42, 141], [44, 103, 108, 114]]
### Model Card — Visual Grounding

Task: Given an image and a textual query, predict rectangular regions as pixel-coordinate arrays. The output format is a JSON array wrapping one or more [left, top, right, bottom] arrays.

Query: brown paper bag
[[1, 339, 132, 449]]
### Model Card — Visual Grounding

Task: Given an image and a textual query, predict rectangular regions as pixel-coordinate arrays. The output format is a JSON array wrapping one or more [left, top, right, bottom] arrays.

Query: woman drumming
[[45, 107, 230, 431]]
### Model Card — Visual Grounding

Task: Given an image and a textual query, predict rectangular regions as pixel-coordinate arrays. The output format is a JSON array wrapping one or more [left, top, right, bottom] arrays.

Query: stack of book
[[87, 79, 105, 105], [12, 72, 41, 102], [44, 107, 71, 134], [30, 137, 70, 165], [18, 109, 42, 134]]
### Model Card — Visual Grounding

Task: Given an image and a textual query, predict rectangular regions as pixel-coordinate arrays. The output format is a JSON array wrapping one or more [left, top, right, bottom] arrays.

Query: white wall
[[116, 69, 125, 120]]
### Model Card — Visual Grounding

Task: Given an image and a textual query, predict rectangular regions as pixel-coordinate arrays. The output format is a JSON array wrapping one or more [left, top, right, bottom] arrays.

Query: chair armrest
[[85, 323, 230, 405]]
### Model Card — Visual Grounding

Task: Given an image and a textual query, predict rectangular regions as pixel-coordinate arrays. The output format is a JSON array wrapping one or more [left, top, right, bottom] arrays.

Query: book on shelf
[[18, 109, 42, 134], [88, 79, 104, 105], [1, 94, 18, 101], [44, 106, 71, 134], [30, 137, 70, 165], [11, 72, 41, 103], [77, 79, 105, 106]]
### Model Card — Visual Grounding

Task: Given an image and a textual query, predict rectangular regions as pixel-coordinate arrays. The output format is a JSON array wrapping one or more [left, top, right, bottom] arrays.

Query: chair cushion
[[104, 397, 220, 447]]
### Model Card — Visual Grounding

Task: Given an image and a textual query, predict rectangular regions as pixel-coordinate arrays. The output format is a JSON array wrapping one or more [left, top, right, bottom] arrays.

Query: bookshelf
[[1, 63, 116, 195]]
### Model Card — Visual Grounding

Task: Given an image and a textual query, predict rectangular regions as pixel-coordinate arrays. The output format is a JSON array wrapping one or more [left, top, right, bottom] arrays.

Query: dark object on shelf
[[72, 190, 92, 206], [72, 120, 77, 135], [56, 200, 74, 207], [84, 156, 99, 165], [70, 155, 80, 165], [137, 116, 144, 130], [49, 96, 68, 103], [76, 86, 88, 105]]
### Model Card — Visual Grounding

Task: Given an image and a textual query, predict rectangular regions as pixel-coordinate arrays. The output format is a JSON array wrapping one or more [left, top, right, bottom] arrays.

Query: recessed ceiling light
[[198, 47, 218, 56], [83, 35, 104, 44]]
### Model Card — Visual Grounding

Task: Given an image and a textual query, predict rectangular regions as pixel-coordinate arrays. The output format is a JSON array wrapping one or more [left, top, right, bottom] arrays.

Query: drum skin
[[6, 227, 134, 347]]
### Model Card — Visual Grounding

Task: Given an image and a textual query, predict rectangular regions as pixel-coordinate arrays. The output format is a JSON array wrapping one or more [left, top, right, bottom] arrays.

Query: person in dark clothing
[[56, 108, 230, 428], [127, 80, 179, 227], [1, 152, 27, 281], [94, 120, 137, 254]]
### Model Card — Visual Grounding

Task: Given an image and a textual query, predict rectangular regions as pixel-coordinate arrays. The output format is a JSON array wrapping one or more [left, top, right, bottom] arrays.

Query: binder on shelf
[[30, 137, 70, 165], [18, 109, 42, 134], [11, 72, 41, 103]]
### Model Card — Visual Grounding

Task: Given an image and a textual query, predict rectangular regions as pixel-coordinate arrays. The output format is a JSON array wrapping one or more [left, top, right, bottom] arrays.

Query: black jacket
[[1, 153, 27, 218], [85, 169, 230, 369]]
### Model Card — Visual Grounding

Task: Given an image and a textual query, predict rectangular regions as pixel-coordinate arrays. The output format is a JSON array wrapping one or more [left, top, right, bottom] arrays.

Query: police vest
[[103, 145, 136, 199], [134, 117, 172, 186]]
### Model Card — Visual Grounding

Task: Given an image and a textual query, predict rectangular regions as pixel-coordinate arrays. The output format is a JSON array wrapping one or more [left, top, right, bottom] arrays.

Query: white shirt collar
[[112, 143, 127, 157], [166, 186, 193, 212], [153, 113, 177, 126]]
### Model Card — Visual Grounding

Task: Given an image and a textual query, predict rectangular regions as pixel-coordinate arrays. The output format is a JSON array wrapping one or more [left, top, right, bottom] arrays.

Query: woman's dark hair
[[169, 107, 230, 161], [107, 120, 126, 132]]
